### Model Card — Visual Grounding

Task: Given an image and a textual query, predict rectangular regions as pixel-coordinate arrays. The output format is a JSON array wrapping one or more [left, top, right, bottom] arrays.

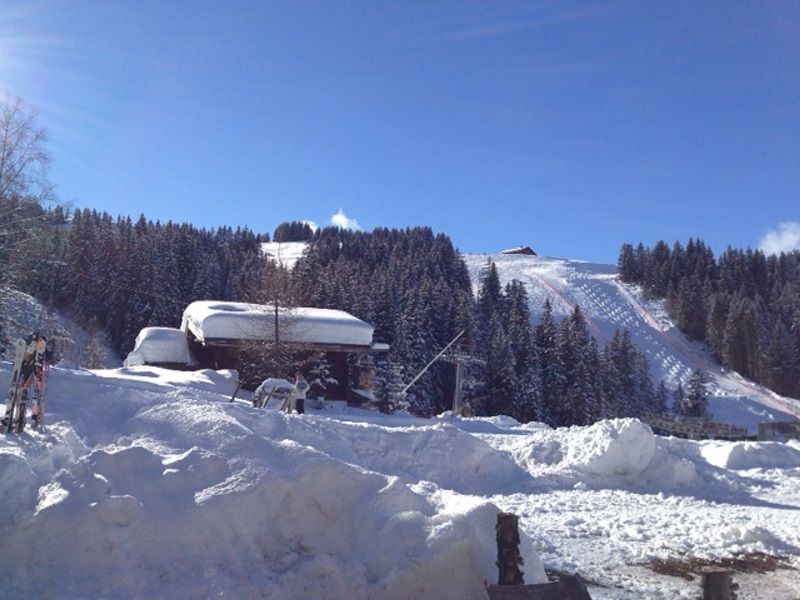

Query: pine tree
[[634, 354, 656, 416], [722, 295, 761, 380], [673, 275, 706, 341], [475, 260, 503, 346], [671, 382, 685, 414], [683, 369, 708, 418], [484, 312, 517, 417], [81, 334, 106, 369], [559, 305, 597, 425], [605, 329, 637, 417], [705, 292, 729, 359], [618, 244, 637, 283], [535, 298, 562, 426], [306, 353, 337, 399], [655, 381, 669, 414], [764, 321, 795, 397]]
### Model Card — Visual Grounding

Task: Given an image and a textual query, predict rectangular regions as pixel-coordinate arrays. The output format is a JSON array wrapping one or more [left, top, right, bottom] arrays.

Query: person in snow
[[290, 371, 310, 415], [19, 331, 50, 427]]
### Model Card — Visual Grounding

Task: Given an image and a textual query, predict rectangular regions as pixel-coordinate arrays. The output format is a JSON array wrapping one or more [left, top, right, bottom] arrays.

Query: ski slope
[[464, 253, 800, 430], [1, 364, 799, 599], [261, 241, 308, 270]]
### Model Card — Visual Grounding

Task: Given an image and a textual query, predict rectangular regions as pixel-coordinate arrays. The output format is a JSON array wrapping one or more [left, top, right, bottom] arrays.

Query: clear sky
[[2, 1, 798, 262]]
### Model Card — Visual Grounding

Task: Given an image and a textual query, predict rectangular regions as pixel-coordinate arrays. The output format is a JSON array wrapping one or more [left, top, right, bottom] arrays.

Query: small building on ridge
[[500, 246, 537, 256]]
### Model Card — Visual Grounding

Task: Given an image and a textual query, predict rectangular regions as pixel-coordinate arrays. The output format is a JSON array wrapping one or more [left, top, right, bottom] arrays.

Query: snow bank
[[0, 365, 546, 599], [181, 300, 375, 347], [701, 440, 800, 470], [251, 418, 534, 496], [123, 327, 194, 367], [563, 419, 656, 477], [3, 362, 800, 598]]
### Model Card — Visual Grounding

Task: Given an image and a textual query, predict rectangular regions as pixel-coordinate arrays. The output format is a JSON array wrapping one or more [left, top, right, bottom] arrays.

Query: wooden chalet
[[500, 246, 537, 256], [179, 301, 388, 400]]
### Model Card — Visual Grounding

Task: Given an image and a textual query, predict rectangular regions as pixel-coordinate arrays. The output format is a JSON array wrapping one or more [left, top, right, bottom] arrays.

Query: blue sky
[[2, 1, 798, 262]]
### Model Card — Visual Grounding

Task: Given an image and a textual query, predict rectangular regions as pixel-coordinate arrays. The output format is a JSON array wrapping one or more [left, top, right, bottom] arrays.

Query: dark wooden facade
[[186, 329, 387, 401]]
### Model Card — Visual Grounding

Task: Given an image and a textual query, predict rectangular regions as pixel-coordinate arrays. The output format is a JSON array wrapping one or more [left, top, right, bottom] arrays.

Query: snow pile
[[181, 300, 375, 347], [563, 419, 656, 477], [2, 362, 800, 598], [701, 440, 800, 470], [123, 327, 194, 367], [0, 364, 545, 599]]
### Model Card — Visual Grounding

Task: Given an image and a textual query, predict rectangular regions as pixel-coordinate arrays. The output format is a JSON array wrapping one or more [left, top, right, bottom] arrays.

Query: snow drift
[[0, 364, 545, 599], [2, 362, 799, 598]]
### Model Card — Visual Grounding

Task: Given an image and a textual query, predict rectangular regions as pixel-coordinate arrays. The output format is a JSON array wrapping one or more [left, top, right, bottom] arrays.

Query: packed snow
[[181, 301, 375, 347], [123, 327, 194, 367], [464, 253, 800, 431], [2, 362, 799, 599]]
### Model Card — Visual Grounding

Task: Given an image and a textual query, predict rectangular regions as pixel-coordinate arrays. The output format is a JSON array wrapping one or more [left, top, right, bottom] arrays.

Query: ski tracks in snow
[[465, 254, 800, 427]]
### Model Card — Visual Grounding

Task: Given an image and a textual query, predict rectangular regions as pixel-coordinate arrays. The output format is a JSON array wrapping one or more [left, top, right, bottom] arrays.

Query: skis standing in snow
[[3, 339, 28, 434], [3, 332, 51, 433]]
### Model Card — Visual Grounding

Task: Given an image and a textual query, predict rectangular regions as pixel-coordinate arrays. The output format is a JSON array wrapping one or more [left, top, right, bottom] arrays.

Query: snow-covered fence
[[758, 421, 800, 442], [642, 414, 750, 441]]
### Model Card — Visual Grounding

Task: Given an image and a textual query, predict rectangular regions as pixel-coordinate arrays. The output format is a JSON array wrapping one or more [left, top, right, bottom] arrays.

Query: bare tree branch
[[0, 96, 51, 203]]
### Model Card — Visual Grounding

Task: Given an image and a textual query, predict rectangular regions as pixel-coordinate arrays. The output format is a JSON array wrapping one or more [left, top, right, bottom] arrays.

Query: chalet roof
[[180, 301, 375, 348], [500, 246, 537, 256]]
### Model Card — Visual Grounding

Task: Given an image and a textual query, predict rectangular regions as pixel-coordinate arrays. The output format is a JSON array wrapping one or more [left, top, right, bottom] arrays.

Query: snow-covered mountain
[[463, 252, 800, 430], [260, 241, 798, 430], [2, 364, 799, 599]]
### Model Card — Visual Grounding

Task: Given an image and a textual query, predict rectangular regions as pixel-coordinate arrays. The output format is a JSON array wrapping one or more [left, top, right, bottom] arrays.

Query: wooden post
[[702, 570, 734, 600], [496, 512, 524, 585]]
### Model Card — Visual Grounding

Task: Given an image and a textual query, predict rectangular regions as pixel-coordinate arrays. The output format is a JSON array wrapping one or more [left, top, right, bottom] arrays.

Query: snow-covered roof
[[180, 301, 375, 348], [123, 327, 194, 367], [500, 245, 537, 255]]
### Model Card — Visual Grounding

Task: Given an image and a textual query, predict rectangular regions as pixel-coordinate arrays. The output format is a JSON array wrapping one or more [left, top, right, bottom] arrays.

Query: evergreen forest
[[618, 240, 800, 399]]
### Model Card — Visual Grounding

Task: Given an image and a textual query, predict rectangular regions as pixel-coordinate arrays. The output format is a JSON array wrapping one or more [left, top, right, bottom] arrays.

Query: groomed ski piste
[[1, 363, 800, 599], [463, 252, 800, 428]]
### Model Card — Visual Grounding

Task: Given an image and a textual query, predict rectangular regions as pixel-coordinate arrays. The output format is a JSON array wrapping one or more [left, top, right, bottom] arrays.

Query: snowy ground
[[2, 363, 799, 599], [464, 253, 800, 430]]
